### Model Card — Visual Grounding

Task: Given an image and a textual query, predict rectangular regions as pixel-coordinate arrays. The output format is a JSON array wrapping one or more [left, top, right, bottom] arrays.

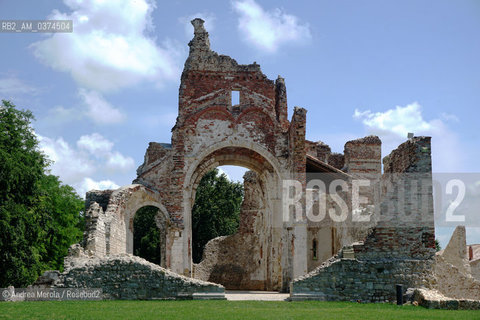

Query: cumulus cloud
[[106, 151, 135, 172], [232, 0, 311, 53], [353, 102, 462, 171], [77, 132, 114, 154], [38, 135, 96, 184], [30, 0, 183, 93], [353, 102, 433, 138], [38, 132, 134, 196], [77, 133, 134, 172], [179, 12, 216, 38], [78, 89, 126, 124], [77, 178, 120, 198]]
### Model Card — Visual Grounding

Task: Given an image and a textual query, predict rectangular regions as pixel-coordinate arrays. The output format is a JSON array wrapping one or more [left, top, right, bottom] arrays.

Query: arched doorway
[[133, 205, 167, 267], [191, 167, 245, 264], [185, 146, 284, 291]]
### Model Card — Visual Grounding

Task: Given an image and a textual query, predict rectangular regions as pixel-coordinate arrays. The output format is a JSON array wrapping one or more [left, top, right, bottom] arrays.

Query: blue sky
[[0, 0, 479, 247]]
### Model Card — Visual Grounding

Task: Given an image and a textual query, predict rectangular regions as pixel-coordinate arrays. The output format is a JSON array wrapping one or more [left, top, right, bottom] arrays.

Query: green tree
[[435, 239, 442, 252], [35, 175, 84, 271], [0, 100, 84, 287], [192, 168, 243, 263], [133, 206, 161, 264]]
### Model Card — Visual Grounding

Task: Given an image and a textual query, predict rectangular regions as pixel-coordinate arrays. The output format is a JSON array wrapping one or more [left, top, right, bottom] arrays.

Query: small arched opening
[[131, 205, 167, 267]]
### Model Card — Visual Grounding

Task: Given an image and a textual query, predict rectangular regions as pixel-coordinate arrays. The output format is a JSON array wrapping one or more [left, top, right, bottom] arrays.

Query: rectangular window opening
[[231, 90, 240, 106]]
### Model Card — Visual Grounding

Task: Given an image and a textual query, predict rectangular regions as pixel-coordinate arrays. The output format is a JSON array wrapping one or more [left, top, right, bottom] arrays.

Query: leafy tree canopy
[[0, 100, 84, 287], [191, 168, 243, 263], [134, 206, 161, 265]]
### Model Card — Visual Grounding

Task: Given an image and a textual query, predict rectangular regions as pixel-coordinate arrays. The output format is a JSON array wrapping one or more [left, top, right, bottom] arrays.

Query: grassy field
[[1, 300, 479, 320]]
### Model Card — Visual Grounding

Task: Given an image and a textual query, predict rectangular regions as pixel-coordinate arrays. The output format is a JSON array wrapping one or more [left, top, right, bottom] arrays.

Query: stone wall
[[432, 226, 480, 300], [291, 255, 433, 302], [468, 244, 480, 280], [54, 251, 224, 300], [471, 259, 480, 280], [68, 18, 455, 298], [193, 171, 279, 290], [80, 184, 178, 270], [304, 136, 381, 273], [305, 140, 331, 163], [290, 136, 436, 302], [354, 136, 435, 260], [328, 153, 345, 170], [344, 135, 382, 177]]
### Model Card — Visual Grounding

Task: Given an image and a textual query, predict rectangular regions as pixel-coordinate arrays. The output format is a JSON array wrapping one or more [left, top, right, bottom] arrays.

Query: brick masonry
[[49, 19, 479, 302], [291, 137, 436, 302]]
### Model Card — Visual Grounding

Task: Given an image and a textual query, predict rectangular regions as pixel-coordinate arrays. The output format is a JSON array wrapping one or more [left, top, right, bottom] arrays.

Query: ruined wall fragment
[[433, 226, 480, 300], [60, 255, 224, 300], [291, 136, 435, 302], [193, 171, 278, 291]]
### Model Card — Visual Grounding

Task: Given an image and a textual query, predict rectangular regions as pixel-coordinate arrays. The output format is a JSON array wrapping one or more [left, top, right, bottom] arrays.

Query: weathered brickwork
[[328, 153, 345, 170], [291, 136, 436, 302], [52, 18, 477, 302], [68, 18, 311, 292]]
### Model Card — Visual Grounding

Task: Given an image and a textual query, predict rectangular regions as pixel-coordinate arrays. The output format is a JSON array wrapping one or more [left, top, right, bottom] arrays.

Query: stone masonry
[[50, 18, 480, 302], [34, 247, 224, 300], [290, 137, 436, 302]]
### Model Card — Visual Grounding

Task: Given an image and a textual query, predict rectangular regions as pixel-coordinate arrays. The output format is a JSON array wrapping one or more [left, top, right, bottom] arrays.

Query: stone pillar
[[293, 223, 308, 278], [275, 76, 289, 130]]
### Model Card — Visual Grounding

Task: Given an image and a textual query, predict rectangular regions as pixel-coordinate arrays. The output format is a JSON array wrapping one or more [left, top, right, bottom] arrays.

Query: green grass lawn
[[0, 300, 479, 320]]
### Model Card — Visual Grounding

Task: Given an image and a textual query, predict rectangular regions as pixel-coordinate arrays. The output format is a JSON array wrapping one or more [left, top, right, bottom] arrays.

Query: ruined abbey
[[26, 19, 480, 307]]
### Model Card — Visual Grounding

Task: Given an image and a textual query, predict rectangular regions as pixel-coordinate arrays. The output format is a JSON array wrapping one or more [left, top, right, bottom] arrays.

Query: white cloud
[[179, 12, 216, 38], [354, 102, 463, 172], [77, 177, 120, 198], [106, 151, 135, 172], [232, 0, 311, 53], [38, 135, 95, 184], [30, 0, 183, 93], [76, 133, 134, 171], [0, 75, 39, 97], [353, 102, 433, 138], [78, 88, 126, 124], [38, 133, 134, 196], [77, 132, 113, 154]]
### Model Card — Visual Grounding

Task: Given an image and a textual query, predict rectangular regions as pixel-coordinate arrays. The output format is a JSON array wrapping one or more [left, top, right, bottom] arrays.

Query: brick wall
[[291, 136, 436, 301]]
